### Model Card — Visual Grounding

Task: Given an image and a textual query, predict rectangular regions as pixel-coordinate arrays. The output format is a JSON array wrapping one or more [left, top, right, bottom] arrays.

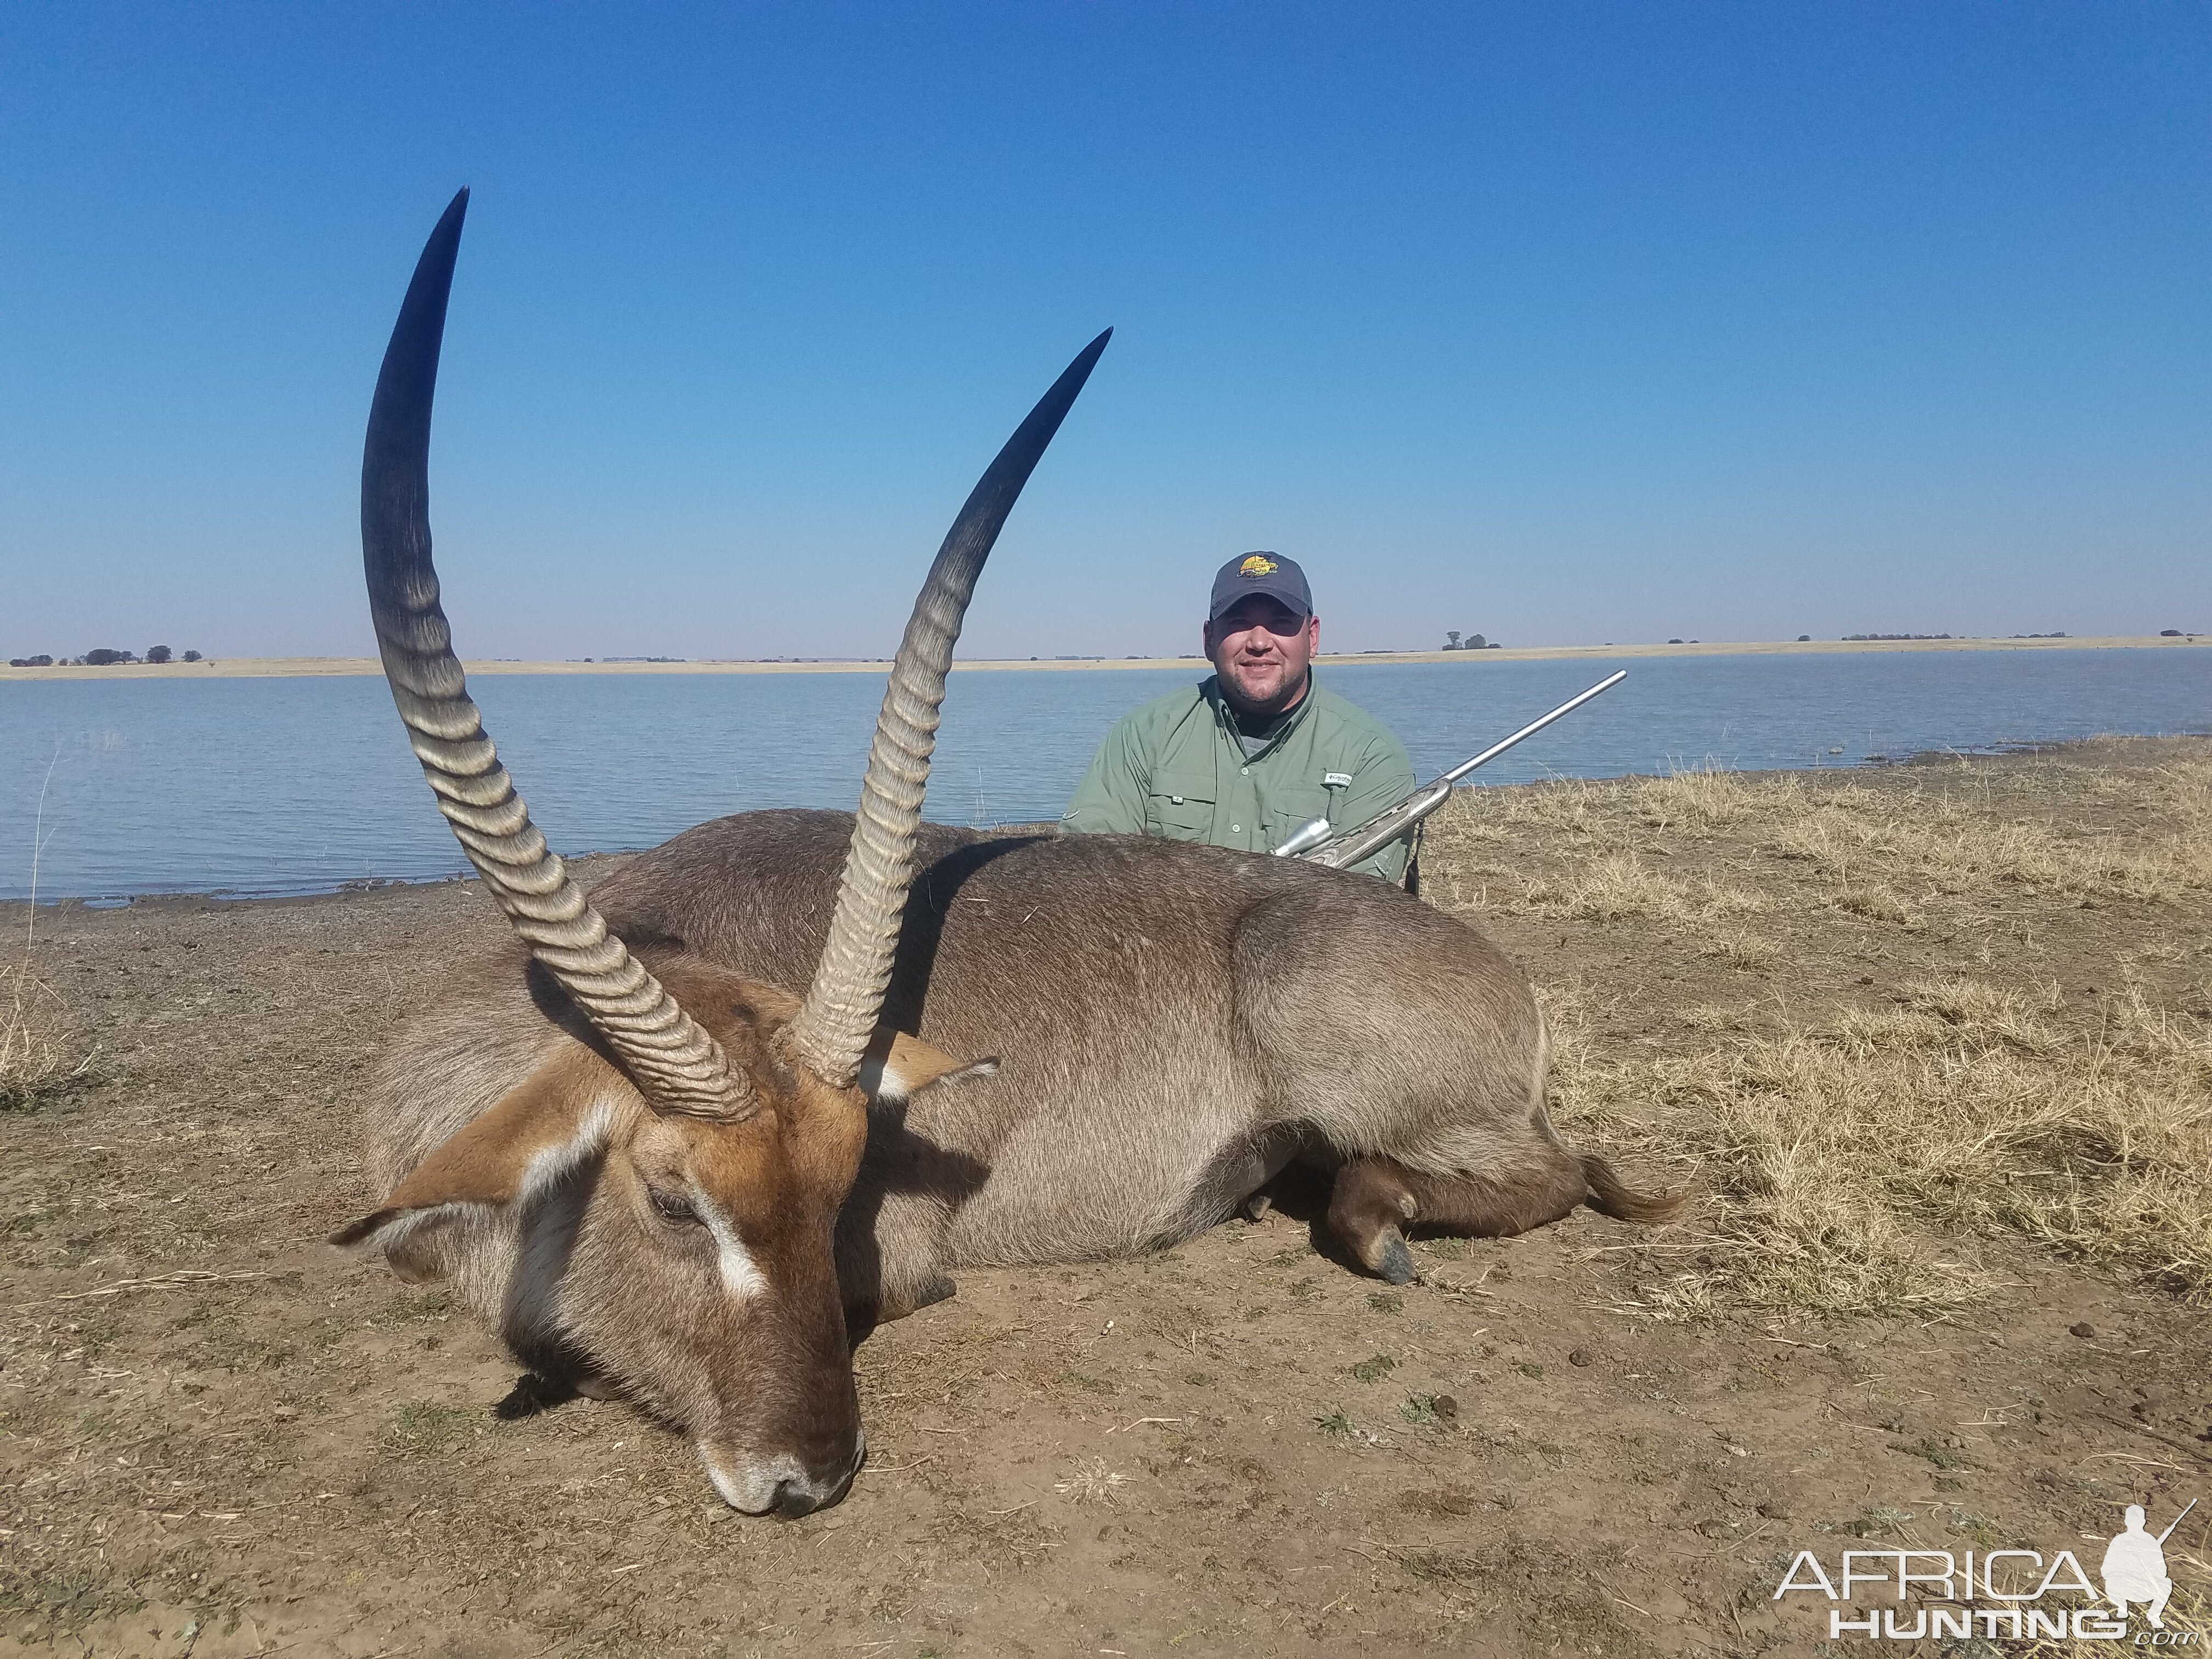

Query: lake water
[[3, 649, 2208, 901]]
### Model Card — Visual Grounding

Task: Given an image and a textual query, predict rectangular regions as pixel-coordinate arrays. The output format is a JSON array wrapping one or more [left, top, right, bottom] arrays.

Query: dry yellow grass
[[1516, 854, 1769, 922], [1464, 753, 2212, 1321], [1697, 923, 1780, 970], [1555, 975, 2212, 1318], [3, 763, 88, 1113], [1623, 762, 1777, 832], [0, 961, 81, 1112], [1773, 793, 2212, 904], [1443, 755, 2212, 909]]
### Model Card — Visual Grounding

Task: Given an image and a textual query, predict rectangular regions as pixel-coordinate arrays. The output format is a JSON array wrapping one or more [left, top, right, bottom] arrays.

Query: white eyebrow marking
[[690, 1189, 768, 1301]]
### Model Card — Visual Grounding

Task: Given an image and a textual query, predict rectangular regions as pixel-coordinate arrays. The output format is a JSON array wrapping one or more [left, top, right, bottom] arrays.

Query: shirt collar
[[1203, 669, 1318, 761]]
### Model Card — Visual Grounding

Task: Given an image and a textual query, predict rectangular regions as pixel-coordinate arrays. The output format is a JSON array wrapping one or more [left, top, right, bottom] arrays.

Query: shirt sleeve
[[1335, 731, 1419, 883], [1060, 713, 1152, 834]]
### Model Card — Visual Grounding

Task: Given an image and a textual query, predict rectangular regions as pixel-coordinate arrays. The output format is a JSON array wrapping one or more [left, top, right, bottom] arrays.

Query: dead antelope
[[337, 193, 1679, 1517]]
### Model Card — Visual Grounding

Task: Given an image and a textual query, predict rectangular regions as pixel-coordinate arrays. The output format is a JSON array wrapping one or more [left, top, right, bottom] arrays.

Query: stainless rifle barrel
[[1438, 668, 1627, 785]]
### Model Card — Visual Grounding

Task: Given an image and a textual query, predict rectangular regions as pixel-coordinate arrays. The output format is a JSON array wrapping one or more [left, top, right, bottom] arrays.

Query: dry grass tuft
[[1698, 925, 1779, 971], [1624, 763, 1782, 832], [4, 758, 89, 1111], [1469, 777, 1618, 842], [1053, 1458, 1132, 1506], [1825, 883, 1914, 924], [0, 961, 85, 1112], [1556, 977, 2212, 1317], [1675, 1005, 1756, 1034], [1516, 855, 1767, 923]]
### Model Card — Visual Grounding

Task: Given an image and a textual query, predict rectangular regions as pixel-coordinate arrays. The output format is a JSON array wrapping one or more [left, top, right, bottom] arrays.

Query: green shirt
[[1059, 672, 1418, 882]]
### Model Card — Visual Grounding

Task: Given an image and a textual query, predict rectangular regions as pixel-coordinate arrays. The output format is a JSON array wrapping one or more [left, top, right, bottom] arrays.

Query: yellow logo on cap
[[1239, 555, 1279, 577]]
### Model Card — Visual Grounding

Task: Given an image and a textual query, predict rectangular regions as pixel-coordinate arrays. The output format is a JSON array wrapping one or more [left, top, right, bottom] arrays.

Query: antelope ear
[[860, 1032, 999, 1104], [331, 1046, 624, 1251]]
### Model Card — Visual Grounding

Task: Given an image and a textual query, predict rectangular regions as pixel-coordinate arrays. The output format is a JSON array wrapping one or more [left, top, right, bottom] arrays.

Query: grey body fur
[[368, 809, 1582, 1331]]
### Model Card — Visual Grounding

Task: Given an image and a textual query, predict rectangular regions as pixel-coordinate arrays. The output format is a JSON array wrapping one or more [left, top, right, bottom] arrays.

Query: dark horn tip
[[411, 187, 471, 280], [1019, 328, 1113, 436], [432, 185, 470, 244], [1057, 328, 1111, 395], [1070, 327, 1112, 375]]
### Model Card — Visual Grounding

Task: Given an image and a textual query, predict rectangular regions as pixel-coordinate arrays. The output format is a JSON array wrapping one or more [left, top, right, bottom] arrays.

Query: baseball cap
[[1208, 551, 1312, 625]]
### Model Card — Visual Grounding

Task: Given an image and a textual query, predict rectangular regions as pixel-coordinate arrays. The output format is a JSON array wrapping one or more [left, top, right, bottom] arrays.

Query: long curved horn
[[362, 189, 752, 1120], [787, 330, 1112, 1086]]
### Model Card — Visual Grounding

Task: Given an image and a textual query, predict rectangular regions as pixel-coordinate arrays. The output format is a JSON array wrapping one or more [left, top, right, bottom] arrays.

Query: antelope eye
[[646, 1184, 701, 1226]]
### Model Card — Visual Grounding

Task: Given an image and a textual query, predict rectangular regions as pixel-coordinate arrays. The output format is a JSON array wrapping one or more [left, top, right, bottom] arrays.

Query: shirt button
[[1231, 825, 1240, 833], [1240, 766, 1249, 775]]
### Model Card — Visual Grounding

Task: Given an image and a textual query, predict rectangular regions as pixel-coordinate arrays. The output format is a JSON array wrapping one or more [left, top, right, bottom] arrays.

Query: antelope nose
[[771, 1478, 823, 1520]]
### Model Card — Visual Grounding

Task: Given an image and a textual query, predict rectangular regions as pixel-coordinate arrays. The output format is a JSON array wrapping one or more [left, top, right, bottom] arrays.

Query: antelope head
[[331, 189, 1105, 1515]]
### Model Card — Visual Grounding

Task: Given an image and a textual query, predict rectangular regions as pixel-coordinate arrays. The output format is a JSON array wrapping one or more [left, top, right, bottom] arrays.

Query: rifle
[[2155, 1498, 2197, 1545], [1272, 669, 1627, 867]]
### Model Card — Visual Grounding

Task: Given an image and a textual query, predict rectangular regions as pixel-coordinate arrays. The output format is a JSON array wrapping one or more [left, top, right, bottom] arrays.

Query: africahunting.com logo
[[1773, 1498, 2198, 1643]]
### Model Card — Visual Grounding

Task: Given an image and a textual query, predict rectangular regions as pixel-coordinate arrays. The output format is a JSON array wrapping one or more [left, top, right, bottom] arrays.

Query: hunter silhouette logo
[[1238, 555, 1279, 576], [1772, 1495, 2199, 1642], [2104, 1501, 2192, 1629]]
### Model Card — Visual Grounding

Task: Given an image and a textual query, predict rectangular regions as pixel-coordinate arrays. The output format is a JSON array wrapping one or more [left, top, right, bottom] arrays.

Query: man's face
[[1204, 595, 1319, 716]]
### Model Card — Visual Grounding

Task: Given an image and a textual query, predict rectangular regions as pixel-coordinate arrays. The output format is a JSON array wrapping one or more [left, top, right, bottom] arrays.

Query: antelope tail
[[1580, 1154, 1686, 1223]]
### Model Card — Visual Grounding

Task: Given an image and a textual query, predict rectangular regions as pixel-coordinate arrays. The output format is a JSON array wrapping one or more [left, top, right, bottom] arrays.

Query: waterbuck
[[336, 193, 1678, 1518]]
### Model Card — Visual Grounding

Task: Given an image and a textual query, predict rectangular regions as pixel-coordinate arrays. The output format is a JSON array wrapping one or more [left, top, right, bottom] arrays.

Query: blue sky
[[3, 2, 2206, 661]]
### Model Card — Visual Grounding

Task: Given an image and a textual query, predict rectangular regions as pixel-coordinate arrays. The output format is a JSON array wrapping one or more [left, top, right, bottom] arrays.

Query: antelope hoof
[[1242, 1190, 1273, 1222], [912, 1273, 958, 1311], [1375, 1231, 1418, 1286], [493, 1372, 581, 1419]]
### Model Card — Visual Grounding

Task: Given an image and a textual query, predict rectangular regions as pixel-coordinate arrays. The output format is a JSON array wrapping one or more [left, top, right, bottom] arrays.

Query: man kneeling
[[1060, 552, 1417, 884]]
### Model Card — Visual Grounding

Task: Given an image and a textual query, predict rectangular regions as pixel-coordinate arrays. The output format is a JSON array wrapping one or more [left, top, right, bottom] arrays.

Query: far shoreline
[[3, 633, 2205, 681]]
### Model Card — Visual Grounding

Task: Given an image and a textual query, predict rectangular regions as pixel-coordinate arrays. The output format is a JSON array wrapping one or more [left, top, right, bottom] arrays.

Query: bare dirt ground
[[3, 738, 2208, 1657]]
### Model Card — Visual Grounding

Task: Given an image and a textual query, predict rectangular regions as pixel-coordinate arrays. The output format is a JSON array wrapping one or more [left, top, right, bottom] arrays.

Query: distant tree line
[[1441, 631, 1503, 651], [8, 646, 205, 668]]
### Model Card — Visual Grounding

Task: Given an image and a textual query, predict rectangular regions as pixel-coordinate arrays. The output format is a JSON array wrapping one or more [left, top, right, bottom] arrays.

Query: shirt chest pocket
[[1145, 774, 1217, 838], [1265, 782, 1337, 846]]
